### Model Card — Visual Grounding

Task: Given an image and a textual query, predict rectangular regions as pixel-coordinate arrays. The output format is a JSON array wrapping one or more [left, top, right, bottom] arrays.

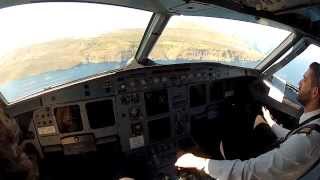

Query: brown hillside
[[0, 28, 264, 85], [150, 28, 263, 61]]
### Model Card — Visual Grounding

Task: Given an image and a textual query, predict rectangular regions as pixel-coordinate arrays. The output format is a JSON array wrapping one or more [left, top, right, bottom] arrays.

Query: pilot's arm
[[260, 107, 290, 138], [176, 130, 320, 180]]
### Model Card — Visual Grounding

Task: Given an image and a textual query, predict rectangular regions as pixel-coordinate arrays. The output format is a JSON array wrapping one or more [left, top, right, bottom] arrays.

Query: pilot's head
[[298, 62, 320, 108], [0, 102, 34, 180], [0, 102, 18, 150]]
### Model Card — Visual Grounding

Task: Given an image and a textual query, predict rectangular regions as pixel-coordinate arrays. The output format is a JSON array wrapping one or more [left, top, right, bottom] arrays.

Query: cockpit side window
[[274, 44, 320, 88]]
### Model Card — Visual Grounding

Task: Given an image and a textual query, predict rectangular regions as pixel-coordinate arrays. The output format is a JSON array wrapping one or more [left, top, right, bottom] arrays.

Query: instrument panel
[[9, 63, 258, 157]]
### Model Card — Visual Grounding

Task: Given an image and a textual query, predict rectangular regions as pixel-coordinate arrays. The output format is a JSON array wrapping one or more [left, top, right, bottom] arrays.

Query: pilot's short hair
[[0, 105, 19, 145], [309, 62, 320, 86], [0, 105, 31, 180]]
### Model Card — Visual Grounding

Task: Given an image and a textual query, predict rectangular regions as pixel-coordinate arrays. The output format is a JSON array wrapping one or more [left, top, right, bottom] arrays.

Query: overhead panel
[[237, 0, 320, 12]]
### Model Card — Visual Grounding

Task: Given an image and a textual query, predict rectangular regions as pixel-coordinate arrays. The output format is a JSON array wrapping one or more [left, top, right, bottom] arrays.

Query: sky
[[0, 2, 152, 58]]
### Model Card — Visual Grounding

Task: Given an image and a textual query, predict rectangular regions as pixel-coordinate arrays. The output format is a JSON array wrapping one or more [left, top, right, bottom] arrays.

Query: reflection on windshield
[[54, 105, 82, 133], [149, 16, 291, 68], [0, 3, 152, 103]]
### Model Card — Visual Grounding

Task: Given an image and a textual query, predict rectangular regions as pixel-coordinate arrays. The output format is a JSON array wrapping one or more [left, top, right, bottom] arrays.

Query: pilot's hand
[[175, 153, 207, 170], [262, 106, 276, 127], [254, 115, 266, 129]]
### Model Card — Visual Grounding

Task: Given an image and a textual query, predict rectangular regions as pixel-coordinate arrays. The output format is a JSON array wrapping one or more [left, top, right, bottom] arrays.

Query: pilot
[[0, 103, 37, 180], [175, 62, 320, 180]]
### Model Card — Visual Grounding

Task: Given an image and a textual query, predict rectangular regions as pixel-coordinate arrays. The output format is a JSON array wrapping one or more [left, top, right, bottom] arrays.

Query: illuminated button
[[74, 136, 80, 143], [120, 84, 126, 89], [135, 124, 142, 130], [140, 79, 146, 85], [105, 81, 111, 87], [153, 78, 160, 83], [129, 81, 135, 87]]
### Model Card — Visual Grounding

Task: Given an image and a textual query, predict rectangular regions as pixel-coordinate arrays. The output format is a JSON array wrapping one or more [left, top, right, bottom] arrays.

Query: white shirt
[[205, 109, 320, 180], [271, 109, 320, 139]]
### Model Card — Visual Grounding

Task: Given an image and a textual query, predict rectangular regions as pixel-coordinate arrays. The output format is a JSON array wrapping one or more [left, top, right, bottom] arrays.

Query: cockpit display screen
[[210, 81, 224, 101], [144, 89, 169, 116], [148, 117, 171, 143], [54, 105, 83, 133], [86, 99, 115, 129], [190, 84, 207, 107]]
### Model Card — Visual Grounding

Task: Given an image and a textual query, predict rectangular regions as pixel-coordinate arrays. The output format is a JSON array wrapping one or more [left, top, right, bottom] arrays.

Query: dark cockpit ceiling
[[1, 0, 320, 37]]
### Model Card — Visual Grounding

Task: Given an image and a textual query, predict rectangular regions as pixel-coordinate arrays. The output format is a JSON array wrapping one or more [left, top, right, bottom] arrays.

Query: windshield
[[0, 3, 152, 103], [275, 44, 320, 87], [149, 16, 291, 68]]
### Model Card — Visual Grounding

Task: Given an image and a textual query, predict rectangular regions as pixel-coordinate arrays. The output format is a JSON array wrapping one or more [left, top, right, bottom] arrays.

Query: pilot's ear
[[313, 86, 320, 97]]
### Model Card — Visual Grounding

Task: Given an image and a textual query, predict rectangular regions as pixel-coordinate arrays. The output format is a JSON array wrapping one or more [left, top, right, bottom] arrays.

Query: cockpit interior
[[1, 0, 320, 179]]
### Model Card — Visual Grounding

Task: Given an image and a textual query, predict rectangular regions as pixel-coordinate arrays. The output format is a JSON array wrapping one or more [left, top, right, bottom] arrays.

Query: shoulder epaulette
[[295, 124, 320, 136]]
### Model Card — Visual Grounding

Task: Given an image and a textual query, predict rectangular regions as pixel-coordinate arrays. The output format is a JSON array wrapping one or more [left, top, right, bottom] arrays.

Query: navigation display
[[148, 117, 171, 143], [190, 84, 207, 107], [210, 81, 224, 101], [144, 89, 169, 116], [86, 99, 115, 129]]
